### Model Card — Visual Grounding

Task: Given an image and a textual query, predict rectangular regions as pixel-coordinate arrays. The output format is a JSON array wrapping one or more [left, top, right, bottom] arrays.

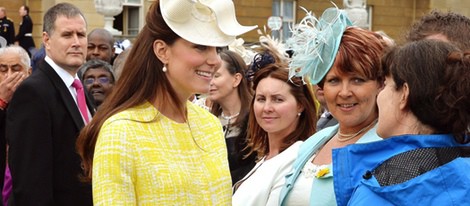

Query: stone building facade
[[3, 0, 470, 49]]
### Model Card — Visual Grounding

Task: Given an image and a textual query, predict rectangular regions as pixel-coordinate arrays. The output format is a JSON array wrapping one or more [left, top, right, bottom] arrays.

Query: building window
[[113, 0, 143, 37], [367, 5, 373, 30], [272, 0, 296, 41]]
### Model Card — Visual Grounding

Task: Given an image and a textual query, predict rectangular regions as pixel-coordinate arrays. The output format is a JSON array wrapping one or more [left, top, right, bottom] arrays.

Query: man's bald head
[[86, 28, 115, 63]]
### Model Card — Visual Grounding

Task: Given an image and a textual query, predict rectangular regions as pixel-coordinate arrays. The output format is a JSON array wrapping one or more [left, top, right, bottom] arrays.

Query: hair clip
[[245, 27, 290, 81], [245, 52, 276, 81]]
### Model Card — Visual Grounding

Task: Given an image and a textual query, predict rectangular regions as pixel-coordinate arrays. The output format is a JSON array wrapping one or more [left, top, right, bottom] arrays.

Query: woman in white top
[[232, 60, 318, 206]]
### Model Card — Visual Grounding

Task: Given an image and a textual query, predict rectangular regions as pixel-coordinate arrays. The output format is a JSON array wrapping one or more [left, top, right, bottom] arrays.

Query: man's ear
[[42, 32, 50, 50], [153, 40, 169, 64]]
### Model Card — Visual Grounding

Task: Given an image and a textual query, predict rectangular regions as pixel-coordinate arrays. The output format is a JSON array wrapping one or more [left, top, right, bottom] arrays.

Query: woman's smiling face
[[323, 65, 382, 130], [164, 38, 222, 99]]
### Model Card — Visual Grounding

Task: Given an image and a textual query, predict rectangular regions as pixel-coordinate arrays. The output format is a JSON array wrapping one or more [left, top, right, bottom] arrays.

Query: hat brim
[[160, 0, 257, 47]]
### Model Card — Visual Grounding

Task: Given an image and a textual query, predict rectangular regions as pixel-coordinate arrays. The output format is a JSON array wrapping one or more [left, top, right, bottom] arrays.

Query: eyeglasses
[[84, 77, 111, 85]]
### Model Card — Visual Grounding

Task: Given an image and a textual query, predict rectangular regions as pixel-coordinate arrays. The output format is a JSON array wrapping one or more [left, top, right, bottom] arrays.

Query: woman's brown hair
[[246, 63, 317, 159], [382, 40, 470, 143], [319, 27, 387, 88], [210, 50, 253, 128], [76, 0, 184, 182]]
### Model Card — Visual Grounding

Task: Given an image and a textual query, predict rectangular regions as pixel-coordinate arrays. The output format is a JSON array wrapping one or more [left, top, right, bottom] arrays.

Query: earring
[[162, 65, 167, 72], [297, 112, 301, 116]]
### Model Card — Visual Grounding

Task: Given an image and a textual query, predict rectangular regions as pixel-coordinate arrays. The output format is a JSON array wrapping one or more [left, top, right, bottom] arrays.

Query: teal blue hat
[[287, 7, 353, 85]]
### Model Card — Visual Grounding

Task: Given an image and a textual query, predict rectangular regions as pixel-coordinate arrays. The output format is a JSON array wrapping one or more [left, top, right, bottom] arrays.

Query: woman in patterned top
[[209, 50, 256, 185], [76, 0, 256, 205]]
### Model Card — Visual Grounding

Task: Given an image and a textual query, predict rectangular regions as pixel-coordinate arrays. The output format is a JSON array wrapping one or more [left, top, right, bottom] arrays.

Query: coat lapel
[[84, 87, 96, 116], [39, 61, 86, 129]]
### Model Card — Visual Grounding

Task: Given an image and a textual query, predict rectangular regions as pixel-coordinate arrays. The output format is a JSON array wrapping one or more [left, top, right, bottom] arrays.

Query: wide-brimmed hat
[[160, 0, 257, 47]]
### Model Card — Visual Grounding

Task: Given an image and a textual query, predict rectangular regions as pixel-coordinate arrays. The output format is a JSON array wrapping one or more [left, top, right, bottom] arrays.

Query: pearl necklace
[[221, 112, 239, 121], [337, 119, 378, 142]]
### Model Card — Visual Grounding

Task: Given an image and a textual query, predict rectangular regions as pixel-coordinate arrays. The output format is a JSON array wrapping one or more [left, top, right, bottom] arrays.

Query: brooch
[[303, 164, 330, 179]]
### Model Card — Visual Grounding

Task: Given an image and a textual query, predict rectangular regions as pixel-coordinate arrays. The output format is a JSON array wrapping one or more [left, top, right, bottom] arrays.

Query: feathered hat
[[287, 6, 352, 84]]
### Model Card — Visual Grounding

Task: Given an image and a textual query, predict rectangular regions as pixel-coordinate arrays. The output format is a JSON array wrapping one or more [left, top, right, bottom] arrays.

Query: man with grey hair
[[0, 46, 31, 118], [0, 45, 31, 116], [0, 45, 31, 205], [6, 3, 93, 205]]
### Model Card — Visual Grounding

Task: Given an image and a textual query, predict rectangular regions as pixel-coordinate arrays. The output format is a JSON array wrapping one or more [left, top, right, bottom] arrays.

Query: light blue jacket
[[279, 125, 381, 206], [334, 134, 470, 206]]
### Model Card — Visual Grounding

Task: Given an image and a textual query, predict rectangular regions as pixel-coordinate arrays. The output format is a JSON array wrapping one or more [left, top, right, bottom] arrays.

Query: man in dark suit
[[6, 3, 94, 205], [0, 45, 31, 206], [315, 85, 338, 130], [15, 5, 35, 57]]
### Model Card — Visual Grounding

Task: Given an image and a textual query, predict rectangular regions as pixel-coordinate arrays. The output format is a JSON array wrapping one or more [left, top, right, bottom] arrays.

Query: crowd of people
[[0, 6, 35, 56], [0, 0, 469, 205]]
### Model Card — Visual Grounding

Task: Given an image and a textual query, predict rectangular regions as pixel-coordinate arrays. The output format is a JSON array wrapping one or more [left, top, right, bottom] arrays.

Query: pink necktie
[[72, 79, 90, 123]]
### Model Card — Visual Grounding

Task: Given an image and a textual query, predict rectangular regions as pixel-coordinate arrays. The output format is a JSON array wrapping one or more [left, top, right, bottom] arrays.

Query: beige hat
[[160, 0, 257, 47]]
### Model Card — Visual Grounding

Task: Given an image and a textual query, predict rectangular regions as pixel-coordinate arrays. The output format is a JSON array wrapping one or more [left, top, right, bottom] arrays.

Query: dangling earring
[[162, 65, 167, 72]]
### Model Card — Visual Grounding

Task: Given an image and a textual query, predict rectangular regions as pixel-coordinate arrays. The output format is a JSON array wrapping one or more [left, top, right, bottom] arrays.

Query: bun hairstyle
[[211, 50, 253, 129], [382, 40, 470, 143]]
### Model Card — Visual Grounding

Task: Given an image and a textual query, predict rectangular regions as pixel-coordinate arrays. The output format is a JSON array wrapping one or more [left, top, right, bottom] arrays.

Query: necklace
[[337, 119, 378, 142], [221, 112, 240, 121]]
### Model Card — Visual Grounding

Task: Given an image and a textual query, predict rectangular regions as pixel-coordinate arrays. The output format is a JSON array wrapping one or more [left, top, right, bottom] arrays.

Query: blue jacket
[[334, 134, 470, 206], [279, 125, 381, 205]]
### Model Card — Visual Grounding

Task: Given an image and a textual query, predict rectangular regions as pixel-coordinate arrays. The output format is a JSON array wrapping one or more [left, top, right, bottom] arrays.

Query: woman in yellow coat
[[76, 0, 256, 205]]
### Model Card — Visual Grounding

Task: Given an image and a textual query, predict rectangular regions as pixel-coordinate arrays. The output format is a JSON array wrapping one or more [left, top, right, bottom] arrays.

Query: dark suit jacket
[[0, 16, 15, 45], [6, 61, 94, 206], [15, 15, 35, 54], [316, 111, 338, 131]]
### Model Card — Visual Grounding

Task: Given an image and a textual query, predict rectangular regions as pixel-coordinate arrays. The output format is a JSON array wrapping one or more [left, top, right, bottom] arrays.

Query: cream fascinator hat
[[160, 0, 258, 47]]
